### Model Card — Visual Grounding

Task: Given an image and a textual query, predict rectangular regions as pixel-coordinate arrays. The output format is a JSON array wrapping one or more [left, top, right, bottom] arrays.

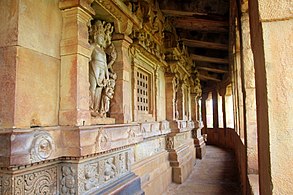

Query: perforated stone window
[[136, 70, 150, 113]]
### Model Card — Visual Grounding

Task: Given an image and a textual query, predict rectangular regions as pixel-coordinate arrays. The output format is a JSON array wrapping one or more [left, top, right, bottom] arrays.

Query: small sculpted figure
[[104, 158, 116, 181]]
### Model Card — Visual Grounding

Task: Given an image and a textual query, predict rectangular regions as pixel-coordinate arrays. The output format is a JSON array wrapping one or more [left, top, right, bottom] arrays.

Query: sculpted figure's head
[[94, 20, 106, 47]]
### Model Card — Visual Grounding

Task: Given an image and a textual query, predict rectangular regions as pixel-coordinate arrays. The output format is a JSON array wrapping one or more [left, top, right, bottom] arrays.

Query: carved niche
[[89, 20, 117, 118], [30, 131, 55, 163]]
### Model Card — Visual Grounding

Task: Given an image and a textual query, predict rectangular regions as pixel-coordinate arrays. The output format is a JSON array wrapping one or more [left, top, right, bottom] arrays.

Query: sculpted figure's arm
[[107, 43, 117, 74]]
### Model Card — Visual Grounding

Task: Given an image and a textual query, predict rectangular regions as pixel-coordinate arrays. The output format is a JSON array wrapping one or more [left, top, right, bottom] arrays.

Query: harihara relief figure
[[89, 20, 117, 117]]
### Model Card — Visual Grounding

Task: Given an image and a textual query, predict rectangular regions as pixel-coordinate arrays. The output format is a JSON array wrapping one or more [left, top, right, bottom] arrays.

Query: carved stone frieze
[[131, 29, 165, 61], [0, 175, 12, 195], [0, 166, 57, 194], [140, 122, 162, 138], [30, 131, 55, 163], [160, 120, 171, 134], [84, 163, 99, 192], [166, 131, 192, 151], [93, 0, 141, 35], [134, 137, 166, 162], [170, 120, 195, 133], [123, 0, 164, 42], [61, 165, 76, 195], [127, 127, 136, 144], [77, 149, 131, 194], [190, 70, 202, 97], [96, 128, 111, 152]]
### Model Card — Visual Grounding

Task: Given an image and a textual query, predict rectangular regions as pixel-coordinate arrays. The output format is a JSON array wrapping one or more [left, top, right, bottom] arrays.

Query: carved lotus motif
[[30, 131, 55, 163]]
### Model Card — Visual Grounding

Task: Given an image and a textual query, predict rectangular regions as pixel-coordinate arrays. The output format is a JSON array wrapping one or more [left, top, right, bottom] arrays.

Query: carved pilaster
[[110, 34, 133, 123], [165, 72, 176, 121], [59, 2, 94, 126]]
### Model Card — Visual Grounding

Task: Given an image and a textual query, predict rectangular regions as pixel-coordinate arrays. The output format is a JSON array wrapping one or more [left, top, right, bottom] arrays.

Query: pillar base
[[167, 131, 195, 184], [195, 137, 206, 159]]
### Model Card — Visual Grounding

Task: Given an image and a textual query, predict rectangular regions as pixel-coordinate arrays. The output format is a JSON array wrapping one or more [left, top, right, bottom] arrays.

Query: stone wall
[[249, 0, 293, 193], [0, 0, 62, 128]]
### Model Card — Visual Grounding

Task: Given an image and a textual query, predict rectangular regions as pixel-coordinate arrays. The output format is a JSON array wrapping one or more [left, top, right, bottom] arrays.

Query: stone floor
[[165, 145, 241, 195]]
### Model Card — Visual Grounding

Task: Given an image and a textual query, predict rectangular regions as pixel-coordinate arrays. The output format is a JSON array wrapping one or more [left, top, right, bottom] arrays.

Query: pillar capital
[[218, 87, 227, 97], [59, 0, 95, 16]]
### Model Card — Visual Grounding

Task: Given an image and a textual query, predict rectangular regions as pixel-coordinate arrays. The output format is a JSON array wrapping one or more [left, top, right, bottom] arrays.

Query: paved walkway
[[165, 145, 241, 195]]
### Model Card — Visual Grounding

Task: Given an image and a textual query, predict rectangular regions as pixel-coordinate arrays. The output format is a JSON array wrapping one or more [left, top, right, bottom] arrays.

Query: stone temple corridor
[[0, 0, 292, 194], [166, 145, 241, 195]]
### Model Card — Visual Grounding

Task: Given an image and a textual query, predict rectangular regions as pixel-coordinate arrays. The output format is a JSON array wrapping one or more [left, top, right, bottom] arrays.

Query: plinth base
[[95, 173, 144, 195]]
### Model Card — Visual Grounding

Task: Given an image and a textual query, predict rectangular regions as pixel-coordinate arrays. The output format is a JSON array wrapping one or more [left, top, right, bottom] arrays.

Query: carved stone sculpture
[[30, 131, 55, 163], [84, 164, 99, 191], [104, 158, 116, 181], [89, 20, 117, 117], [118, 154, 127, 174], [61, 166, 76, 195]]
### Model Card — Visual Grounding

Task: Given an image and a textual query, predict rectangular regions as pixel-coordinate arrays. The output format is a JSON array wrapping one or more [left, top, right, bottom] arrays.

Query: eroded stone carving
[[127, 128, 136, 143], [78, 149, 130, 193], [166, 137, 174, 150], [89, 20, 117, 118], [1, 175, 12, 195], [96, 128, 111, 151], [30, 131, 55, 163], [84, 164, 99, 191], [61, 165, 76, 195], [104, 157, 117, 181], [5, 166, 58, 194], [191, 70, 202, 97], [118, 153, 127, 174]]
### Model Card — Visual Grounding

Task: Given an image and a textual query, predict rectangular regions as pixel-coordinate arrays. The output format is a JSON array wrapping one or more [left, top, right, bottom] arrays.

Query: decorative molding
[[96, 128, 111, 152], [30, 131, 55, 163], [134, 137, 166, 162], [1, 175, 12, 195], [93, 0, 141, 35], [77, 149, 131, 194]]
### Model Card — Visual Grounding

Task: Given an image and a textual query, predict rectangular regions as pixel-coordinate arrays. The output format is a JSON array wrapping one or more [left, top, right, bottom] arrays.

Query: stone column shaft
[[111, 34, 133, 123], [165, 73, 176, 121], [212, 90, 219, 128], [59, 5, 93, 126], [249, 0, 293, 193]]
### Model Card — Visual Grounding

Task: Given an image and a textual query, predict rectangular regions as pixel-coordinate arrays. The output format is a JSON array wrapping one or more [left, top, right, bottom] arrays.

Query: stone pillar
[[59, 1, 94, 126], [0, 1, 18, 128], [212, 90, 219, 128], [190, 93, 197, 122], [177, 82, 184, 120], [219, 87, 227, 131], [187, 86, 192, 121], [165, 73, 176, 121], [241, 4, 258, 175], [110, 34, 133, 123], [201, 93, 208, 136], [191, 93, 206, 159], [249, 0, 293, 194]]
